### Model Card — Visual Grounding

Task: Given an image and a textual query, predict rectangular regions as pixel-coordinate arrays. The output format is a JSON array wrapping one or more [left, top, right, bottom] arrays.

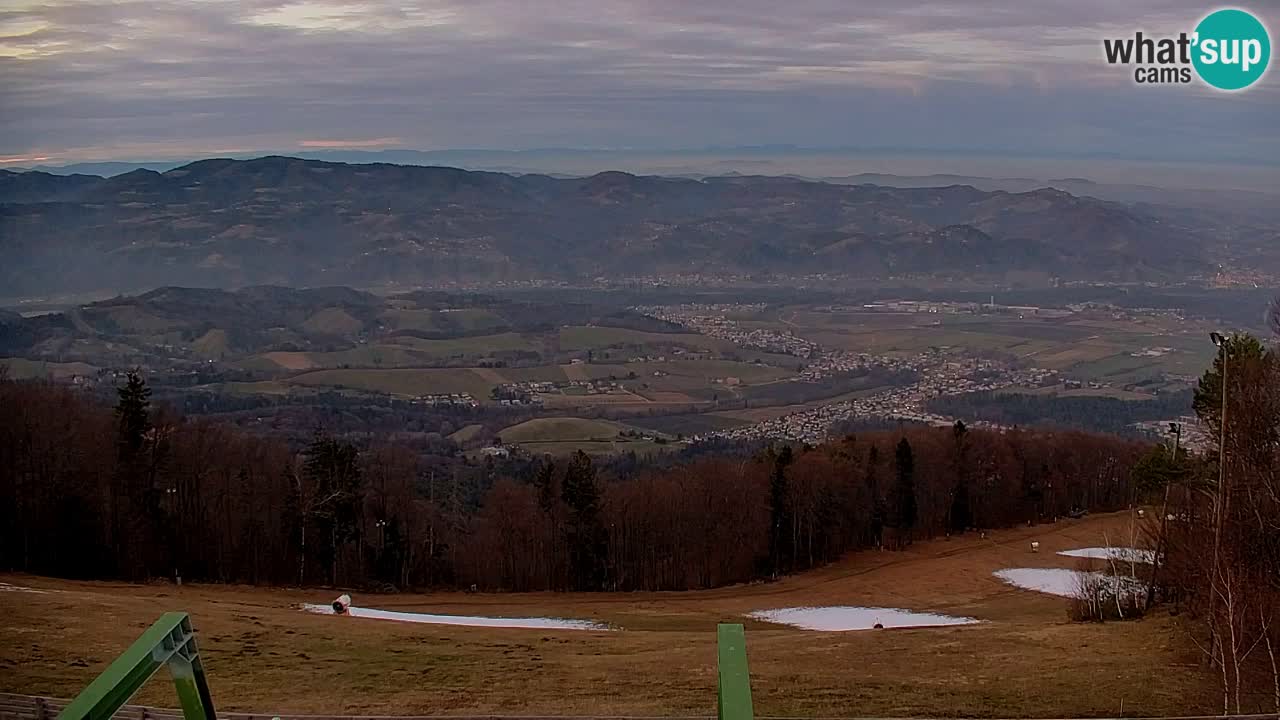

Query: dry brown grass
[[262, 351, 317, 370], [0, 512, 1215, 717]]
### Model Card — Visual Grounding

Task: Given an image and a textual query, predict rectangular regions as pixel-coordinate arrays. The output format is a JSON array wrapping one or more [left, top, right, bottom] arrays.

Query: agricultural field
[[3, 287, 1232, 451], [245, 334, 544, 370], [0, 358, 98, 380], [175, 298, 1225, 450], [386, 332, 540, 358], [0, 512, 1215, 717], [557, 326, 727, 354], [285, 368, 500, 398], [226, 357, 799, 410], [767, 306, 1219, 384], [494, 417, 673, 455], [447, 423, 485, 444], [498, 417, 644, 443], [300, 307, 365, 335]]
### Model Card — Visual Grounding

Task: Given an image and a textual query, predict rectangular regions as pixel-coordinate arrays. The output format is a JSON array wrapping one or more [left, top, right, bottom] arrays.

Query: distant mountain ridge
[[0, 156, 1211, 295]]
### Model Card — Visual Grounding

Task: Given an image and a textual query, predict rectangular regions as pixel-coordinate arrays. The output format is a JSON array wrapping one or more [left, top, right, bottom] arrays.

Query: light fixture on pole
[[1209, 333, 1228, 483]]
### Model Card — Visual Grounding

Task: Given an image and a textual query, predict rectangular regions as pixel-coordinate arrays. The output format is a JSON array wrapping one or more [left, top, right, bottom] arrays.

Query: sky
[[0, 0, 1278, 177]]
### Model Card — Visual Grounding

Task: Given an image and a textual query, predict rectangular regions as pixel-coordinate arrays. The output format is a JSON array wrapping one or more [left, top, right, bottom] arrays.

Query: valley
[[1, 282, 1237, 456]]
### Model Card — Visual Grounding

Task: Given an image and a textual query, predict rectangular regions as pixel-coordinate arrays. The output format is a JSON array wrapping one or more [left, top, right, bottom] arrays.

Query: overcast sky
[[1, 0, 1277, 174]]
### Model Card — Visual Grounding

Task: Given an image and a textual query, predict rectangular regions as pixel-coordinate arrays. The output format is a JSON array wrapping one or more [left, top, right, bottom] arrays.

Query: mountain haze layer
[[1, 156, 1213, 295]]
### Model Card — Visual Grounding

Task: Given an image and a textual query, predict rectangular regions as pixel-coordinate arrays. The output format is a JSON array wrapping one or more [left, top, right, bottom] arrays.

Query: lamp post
[[1210, 332, 1228, 496], [1205, 333, 1230, 637], [1149, 422, 1181, 605]]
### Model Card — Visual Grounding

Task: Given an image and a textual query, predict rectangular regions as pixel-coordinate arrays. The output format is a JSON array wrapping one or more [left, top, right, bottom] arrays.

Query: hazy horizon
[[9, 146, 1280, 194], [3, 0, 1277, 190]]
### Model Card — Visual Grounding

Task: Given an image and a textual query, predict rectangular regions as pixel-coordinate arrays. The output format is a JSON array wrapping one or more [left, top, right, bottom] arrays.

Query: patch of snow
[[300, 603, 610, 631], [994, 568, 1144, 598], [748, 606, 980, 631], [0, 583, 46, 593], [1058, 547, 1156, 564]]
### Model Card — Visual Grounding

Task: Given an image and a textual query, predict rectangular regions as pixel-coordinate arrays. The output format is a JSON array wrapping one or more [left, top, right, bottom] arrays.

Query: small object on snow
[[873, 622, 884, 629], [332, 594, 352, 614]]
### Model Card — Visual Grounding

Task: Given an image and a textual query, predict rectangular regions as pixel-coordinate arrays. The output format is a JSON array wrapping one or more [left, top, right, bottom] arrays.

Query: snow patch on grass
[[748, 606, 981, 631], [301, 603, 611, 630]]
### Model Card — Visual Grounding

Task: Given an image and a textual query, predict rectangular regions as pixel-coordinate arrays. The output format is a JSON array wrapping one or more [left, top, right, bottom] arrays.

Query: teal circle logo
[[1192, 8, 1270, 90]]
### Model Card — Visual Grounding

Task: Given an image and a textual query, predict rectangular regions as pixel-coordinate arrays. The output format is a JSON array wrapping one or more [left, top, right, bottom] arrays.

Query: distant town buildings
[[635, 303, 819, 357], [413, 393, 479, 408]]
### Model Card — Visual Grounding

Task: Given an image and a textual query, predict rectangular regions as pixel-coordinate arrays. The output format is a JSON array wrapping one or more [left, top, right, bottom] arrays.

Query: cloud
[[298, 137, 402, 148], [0, 0, 1275, 168], [0, 154, 51, 164]]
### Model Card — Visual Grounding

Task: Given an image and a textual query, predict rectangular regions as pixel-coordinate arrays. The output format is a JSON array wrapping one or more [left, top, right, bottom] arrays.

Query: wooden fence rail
[[2, 693, 1278, 720]]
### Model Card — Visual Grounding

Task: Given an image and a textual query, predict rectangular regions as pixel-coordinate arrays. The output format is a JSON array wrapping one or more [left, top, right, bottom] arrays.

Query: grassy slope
[[387, 333, 539, 357], [285, 368, 497, 398], [0, 358, 98, 379], [557, 326, 727, 352], [300, 307, 364, 336], [0, 512, 1217, 717], [498, 417, 635, 443]]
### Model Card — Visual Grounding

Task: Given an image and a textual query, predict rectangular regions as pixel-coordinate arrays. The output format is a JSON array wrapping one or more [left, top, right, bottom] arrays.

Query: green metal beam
[[716, 623, 754, 720], [58, 612, 216, 720]]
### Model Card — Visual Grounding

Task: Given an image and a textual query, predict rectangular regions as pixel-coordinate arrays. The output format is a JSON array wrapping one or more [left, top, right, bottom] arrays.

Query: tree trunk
[[330, 523, 338, 586], [1263, 611, 1279, 714], [298, 522, 306, 586]]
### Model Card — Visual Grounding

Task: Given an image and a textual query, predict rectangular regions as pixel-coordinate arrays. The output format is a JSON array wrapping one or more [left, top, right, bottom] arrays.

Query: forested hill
[[1, 156, 1210, 295], [0, 374, 1146, 591], [929, 389, 1194, 435]]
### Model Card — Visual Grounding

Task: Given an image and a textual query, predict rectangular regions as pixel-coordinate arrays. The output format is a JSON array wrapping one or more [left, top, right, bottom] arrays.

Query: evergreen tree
[[112, 370, 155, 578], [532, 459, 562, 587], [768, 445, 794, 574], [301, 434, 363, 585], [1130, 444, 1193, 496], [890, 437, 917, 546], [561, 451, 606, 590], [949, 421, 972, 534], [1193, 333, 1266, 444], [534, 460, 559, 514], [865, 444, 884, 547], [115, 370, 151, 459]]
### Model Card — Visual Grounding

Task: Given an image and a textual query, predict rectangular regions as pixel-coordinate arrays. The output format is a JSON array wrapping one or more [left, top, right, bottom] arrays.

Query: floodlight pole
[[1208, 335, 1228, 507]]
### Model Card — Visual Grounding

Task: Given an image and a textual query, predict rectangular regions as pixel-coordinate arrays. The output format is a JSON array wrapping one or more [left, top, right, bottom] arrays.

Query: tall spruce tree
[[768, 445, 794, 574], [533, 460, 562, 587], [301, 434, 362, 585], [112, 370, 155, 577], [561, 451, 606, 590], [949, 421, 972, 534], [890, 437, 918, 547], [115, 370, 151, 458], [866, 444, 884, 547]]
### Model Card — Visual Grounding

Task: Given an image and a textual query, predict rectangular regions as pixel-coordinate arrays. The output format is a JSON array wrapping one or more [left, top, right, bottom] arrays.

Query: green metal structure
[[62, 613, 752, 720], [716, 623, 754, 720], [58, 612, 216, 720]]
